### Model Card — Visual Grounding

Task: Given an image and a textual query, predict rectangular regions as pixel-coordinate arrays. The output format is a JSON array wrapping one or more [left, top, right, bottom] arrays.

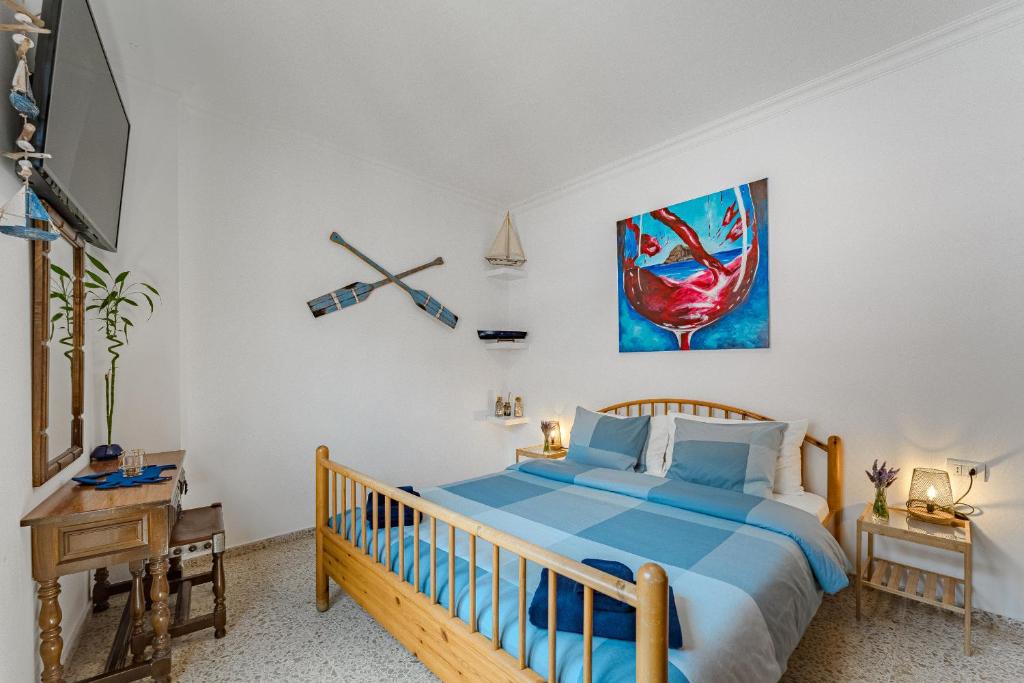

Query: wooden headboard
[[598, 398, 843, 542]]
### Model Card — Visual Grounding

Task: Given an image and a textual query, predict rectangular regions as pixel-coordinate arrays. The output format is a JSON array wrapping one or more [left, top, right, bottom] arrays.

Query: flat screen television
[[30, 0, 129, 252]]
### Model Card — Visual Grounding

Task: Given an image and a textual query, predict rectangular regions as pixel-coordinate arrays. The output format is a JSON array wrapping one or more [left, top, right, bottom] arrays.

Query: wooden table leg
[[149, 555, 172, 682], [129, 560, 147, 663], [964, 547, 972, 655], [213, 549, 227, 638], [855, 523, 862, 620], [92, 567, 111, 613], [38, 578, 63, 683]]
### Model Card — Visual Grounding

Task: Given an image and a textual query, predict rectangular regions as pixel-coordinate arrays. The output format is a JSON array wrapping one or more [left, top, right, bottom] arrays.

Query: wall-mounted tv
[[30, 0, 129, 252]]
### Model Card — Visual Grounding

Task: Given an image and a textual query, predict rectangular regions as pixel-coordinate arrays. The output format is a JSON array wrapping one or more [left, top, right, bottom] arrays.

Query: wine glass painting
[[617, 178, 769, 352]]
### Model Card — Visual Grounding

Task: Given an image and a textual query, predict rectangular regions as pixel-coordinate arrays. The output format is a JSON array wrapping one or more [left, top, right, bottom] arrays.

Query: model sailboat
[[485, 211, 526, 267], [0, 183, 58, 240], [10, 57, 38, 119]]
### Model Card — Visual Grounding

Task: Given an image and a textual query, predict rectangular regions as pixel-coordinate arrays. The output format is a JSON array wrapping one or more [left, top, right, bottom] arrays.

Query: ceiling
[[92, 0, 999, 206]]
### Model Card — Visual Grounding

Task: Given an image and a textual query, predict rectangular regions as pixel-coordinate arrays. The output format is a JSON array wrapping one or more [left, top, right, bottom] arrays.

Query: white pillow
[[643, 416, 672, 476], [661, 412, 808, 494]]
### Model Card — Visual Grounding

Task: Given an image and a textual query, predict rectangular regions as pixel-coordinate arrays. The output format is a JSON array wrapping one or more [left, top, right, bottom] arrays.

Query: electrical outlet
[[946, 458, 987, 481]]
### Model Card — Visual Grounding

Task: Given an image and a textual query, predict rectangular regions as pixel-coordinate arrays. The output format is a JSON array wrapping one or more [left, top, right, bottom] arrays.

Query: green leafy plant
[[85, 254, 160, 447]]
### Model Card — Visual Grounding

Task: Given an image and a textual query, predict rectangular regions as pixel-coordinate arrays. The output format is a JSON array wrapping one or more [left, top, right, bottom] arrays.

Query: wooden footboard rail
[[314, 445, 670, 683]]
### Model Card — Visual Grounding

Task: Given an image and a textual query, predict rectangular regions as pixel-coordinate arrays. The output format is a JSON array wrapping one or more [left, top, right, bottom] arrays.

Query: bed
[[315, 398, 849, 682]]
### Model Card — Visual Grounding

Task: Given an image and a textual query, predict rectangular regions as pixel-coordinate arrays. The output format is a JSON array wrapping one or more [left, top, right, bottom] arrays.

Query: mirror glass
[[47, 235, 75, 461]]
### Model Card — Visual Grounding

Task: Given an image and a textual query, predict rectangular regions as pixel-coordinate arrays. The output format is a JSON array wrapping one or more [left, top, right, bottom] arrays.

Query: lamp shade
[[907, 467, 954, 512]]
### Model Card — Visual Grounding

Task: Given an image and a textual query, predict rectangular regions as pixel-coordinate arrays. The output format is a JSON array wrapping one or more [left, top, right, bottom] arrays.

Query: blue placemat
[[74, 464, 177, 489]]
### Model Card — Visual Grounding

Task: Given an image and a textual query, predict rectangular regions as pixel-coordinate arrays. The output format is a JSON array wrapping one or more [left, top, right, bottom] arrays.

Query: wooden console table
[[20, 451, 186, 683]]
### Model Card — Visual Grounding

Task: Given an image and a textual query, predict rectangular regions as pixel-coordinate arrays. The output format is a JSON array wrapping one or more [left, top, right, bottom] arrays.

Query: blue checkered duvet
[[339, 460, 850, 683]]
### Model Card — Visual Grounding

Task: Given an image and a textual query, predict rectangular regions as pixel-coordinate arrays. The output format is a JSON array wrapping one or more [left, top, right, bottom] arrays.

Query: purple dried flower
[[865, 459, 899, 488]]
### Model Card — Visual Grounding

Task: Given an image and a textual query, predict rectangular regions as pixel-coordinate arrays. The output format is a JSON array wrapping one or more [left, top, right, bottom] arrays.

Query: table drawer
[[59, 515, 149, 564]]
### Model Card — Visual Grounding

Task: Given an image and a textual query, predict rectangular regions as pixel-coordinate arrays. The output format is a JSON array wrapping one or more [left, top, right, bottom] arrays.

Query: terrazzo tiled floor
[[64, 531, 1024, 682]]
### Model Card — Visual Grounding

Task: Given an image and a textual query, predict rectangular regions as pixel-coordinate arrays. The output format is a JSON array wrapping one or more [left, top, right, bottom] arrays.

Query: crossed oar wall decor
[[306, 232, 459, 329]]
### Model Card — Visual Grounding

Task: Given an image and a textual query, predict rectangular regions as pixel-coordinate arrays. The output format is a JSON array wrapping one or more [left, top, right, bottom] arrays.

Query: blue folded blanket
[[365, 485, 421, 527], [573, 559, 634, 613], [529, 560, 683, 648]]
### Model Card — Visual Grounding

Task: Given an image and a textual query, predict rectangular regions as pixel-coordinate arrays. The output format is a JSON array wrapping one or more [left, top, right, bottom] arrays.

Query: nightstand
[[515, 444, 567, 463], [855, 504, 972, 654]]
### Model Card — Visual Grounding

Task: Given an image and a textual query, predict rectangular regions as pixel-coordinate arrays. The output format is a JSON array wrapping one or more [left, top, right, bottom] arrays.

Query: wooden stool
[[165, 502, 228, 639], [101, 503, 227, 678]]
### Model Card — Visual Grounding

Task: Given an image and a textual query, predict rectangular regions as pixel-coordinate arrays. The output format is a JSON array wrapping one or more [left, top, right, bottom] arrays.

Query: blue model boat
[[0, 183, 59, 241], [10, 58, 39, 119]]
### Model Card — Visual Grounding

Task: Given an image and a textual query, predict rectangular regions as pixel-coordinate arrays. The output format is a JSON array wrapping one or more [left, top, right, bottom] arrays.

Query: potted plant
[[85, 254, 160, 460]]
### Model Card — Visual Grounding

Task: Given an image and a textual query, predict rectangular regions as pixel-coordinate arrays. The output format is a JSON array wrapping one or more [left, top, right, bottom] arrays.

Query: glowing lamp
[[541, 420, 562, 452], [906, 468, 955, 524]]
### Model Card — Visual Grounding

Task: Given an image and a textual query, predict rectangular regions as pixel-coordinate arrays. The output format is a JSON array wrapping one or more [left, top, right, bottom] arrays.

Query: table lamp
[[541, 420, 562, 452], [906, 467, 955, 525]]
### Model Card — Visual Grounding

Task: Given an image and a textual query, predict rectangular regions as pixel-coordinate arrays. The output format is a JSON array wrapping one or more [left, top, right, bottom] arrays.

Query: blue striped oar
[[307, 257, 444, 318], [329, 232, 459, 329]]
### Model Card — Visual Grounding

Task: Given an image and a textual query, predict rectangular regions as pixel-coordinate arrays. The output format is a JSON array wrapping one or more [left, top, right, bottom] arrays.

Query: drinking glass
[[120, 448, 145, 478]]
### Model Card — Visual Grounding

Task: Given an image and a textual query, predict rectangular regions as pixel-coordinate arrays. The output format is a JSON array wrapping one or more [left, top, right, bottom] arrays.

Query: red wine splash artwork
[[617, 179, 770, 352]]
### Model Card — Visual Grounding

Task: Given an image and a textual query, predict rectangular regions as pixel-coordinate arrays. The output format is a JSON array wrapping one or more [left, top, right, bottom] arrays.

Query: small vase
[[90, 443, 123, 461], [872, 487, 890, 522]]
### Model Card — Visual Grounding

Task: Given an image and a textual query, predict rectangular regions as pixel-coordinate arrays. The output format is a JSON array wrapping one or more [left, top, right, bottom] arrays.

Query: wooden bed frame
[[315, 398, 843, 683]]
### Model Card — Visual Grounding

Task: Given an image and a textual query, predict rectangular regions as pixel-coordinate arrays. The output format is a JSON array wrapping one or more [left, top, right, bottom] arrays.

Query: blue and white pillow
[[665, 418, 785, 498], [565, 406, 650, 471]]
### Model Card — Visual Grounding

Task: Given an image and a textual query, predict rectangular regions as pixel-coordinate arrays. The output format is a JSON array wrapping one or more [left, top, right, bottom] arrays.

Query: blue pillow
[[666, 418, 785, 498], [566, 406, 650, 471]]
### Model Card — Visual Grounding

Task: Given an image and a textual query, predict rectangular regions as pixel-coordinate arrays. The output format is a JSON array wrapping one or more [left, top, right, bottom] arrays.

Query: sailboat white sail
[[0, 183, 58, 241], [485, 211, 526, 266]]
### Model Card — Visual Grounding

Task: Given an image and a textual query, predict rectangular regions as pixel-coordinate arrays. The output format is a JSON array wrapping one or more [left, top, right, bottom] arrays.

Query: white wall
[[86, 80, 182, 455], [506, 21, 1024, 618], [176, 106, 510, 545]]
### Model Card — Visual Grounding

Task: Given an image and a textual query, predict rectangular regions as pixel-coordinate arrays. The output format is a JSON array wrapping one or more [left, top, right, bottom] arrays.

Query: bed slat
[[398, 502, 405, 582], [329, 473, 336, 533], [492, 545, 500, 649], [385, 496, 392, 572], [340, 474, 347, 541], [518, 556, 527, 669], [469, 534, 477, 632], [448, 526, 457, 617], [414, 512, 421, 593], [430, 517, 438, 604], [548, 569, 557, 682], [372, 490, 379, 562], [583, 586, 593, 683]]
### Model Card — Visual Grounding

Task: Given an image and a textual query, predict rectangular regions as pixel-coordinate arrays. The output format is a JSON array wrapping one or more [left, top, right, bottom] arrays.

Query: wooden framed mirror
[[32, 207, 85, 486]]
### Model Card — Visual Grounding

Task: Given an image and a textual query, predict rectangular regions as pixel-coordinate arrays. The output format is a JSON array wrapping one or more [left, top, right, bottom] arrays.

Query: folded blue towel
[[529, 565, 683, 648], [573, 559, 634, 613], [365, 485, 421, 527]]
